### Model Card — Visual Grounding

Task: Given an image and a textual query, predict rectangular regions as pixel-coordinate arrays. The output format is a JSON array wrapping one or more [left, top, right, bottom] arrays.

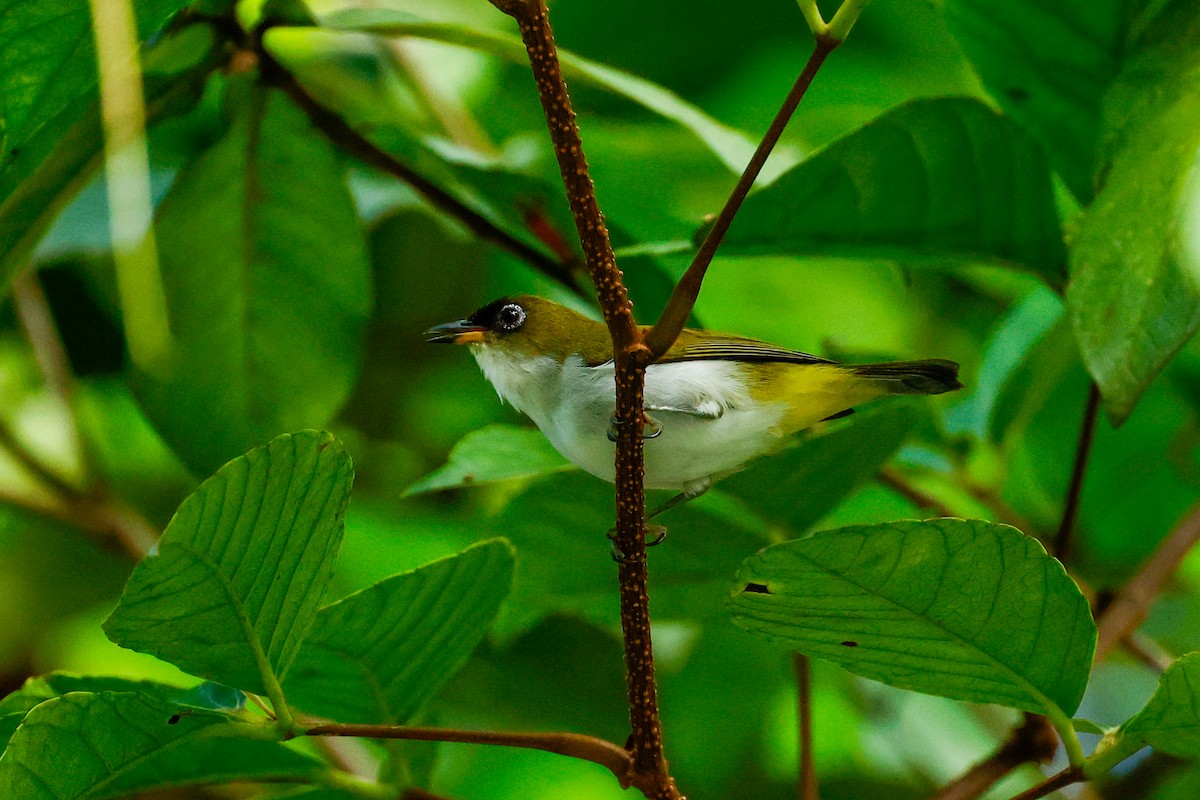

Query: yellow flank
[[749, 363, 889, 434]]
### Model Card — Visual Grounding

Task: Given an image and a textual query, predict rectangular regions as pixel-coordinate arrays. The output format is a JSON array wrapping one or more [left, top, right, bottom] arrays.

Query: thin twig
[[251, 38, 581, 294], [931, 715, 1057, 800], [793, 654, 818, 800], [1006, 767, 1082, 800], [0, 415, 81, 499], [1094, 499, 1200, 662], [877, 468, 956, 518], [306, 724, 634, 788], [643, 36, 839, 358], [1122, 631, 1174, 672], [1055, 383, 1101, 562], [12, 270, 98, 490]]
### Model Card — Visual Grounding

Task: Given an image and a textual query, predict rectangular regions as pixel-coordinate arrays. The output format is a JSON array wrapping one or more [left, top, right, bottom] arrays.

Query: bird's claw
[[607, 413, 663, 443], [606, 524, 668, 564]]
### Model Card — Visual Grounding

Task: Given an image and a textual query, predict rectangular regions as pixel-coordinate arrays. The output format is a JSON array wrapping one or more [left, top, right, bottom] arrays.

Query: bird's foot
[[607, 412, 663, 443], [606, 524, 668, 564]]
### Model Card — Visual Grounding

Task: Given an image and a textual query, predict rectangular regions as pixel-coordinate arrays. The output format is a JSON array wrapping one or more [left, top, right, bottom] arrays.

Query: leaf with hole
[[728, 518, 1096, 717], [0, 692, 322, 799], [1066, 0, 1200, 424], [719, 98, 1067, 287], [103, 431, 353, 699], [405, 425, 573, 496], [284, 539, 514, 723]]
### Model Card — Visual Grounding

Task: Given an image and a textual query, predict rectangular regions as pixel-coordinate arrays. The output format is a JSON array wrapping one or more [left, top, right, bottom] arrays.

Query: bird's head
[[425, 295, 610, 363]]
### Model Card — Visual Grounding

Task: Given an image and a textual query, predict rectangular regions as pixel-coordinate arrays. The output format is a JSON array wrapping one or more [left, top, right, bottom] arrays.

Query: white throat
[[469, 345, 562, 422]]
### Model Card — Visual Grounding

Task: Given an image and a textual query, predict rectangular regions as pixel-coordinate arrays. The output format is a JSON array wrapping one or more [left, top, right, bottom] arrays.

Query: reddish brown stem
[[931, 715, 1057, 800], [793, 654, 818, 800], [1094, 499, 1200, 661], [1055, 383, 1100, 562], [1006, 767, 1082, 800], [487, 0, 672, 795], [644, 36, 839, 358], [306, 723, 633, 786]]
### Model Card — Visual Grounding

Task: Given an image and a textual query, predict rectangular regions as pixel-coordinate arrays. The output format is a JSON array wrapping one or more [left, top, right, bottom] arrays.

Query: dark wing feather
[[658, 336, 835, 365]]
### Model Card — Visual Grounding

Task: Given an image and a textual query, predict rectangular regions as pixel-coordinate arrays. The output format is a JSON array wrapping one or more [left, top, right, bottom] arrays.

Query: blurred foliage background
[[1, 0, 1199, 798]]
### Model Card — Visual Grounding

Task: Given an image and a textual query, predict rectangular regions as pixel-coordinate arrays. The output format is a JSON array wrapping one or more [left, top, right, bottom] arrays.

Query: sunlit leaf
[[728, 518, 1096, 716], [943, 0, 1131, 200], [0, 692, 321, 799], [720, 98, 1067, 287], [718, 404, 918, 535], [1066, 0, 1200, 423], [104, 431, 353, 697], [1122, 652, 1200, 757], [404, 425, 573, 496], [134, 79, 372, 474], [284, 539, 514, 723]]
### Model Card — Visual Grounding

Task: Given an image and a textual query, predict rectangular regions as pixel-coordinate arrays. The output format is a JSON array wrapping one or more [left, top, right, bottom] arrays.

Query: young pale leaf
[[0, 692, 322, 799], [728, 518, 1096, 716], [134, 79, 371, 474], [717, 404, 917, 535], [404, 425, 573, 496], [283, 540, 514, 723], [1122, 652, 1200, 757], [943, 0, 1128, 201], [104, 431, 353, 697], [719, 98, 1067, 288], [308, 11, 763, 174], [1066, 0, 1200, 424]]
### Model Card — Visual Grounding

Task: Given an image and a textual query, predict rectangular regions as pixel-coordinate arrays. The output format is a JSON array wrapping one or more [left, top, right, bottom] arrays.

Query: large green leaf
[[0, 692, 322, 799], [306, 10, 762, 174], [943, 0, 1133, 200], [1066, 0, 1200, 424], [0, 674, 182, 751], [134, 80, 372, 474], [284, 540, 514, 723], [728, 518, 1096, 716], [1122, 652, 1200, 758], [717, 404, 918, 535], [405, 425, 573, 496], [104, 431, 353, 698], [0, 14, 210, 292], [720, 98, 1067, 287]]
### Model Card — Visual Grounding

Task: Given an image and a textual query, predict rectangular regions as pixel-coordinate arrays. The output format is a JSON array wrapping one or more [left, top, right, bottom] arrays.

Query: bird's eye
[[496, 303, 526, 332]]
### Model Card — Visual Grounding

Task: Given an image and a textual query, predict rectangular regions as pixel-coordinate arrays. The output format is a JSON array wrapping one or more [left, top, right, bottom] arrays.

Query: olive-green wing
[[657, 332, 835, 365]]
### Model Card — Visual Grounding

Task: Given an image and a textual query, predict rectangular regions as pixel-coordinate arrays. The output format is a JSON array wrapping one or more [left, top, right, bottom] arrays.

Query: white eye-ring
[[498, 303, 526, 332]]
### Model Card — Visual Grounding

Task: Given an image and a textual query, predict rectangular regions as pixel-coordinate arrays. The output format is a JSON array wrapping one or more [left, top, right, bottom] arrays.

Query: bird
[[427, 295, 961, 505]]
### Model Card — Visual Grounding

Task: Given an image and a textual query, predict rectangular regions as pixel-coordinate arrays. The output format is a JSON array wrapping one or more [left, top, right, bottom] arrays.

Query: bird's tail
[[846, 359, 962, 395]]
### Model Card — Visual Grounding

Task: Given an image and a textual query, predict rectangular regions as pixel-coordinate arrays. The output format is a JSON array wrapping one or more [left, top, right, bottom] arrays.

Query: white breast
[[471, 346, 788, 495]]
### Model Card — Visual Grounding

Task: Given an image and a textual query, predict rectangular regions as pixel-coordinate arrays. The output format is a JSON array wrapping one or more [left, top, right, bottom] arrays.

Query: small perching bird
[[428, 295, 961, 500]]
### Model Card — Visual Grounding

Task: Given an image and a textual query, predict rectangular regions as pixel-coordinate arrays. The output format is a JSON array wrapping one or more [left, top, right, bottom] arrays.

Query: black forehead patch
[[468, 297, 527, 333], [467, 297, 514, 326]]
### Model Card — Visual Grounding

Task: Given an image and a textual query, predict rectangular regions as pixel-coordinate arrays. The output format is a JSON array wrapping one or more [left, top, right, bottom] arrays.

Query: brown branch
[[1094, 499, 1200, 662], [250, 37, 581, 294], [1006, 767, 1083, 800], [1055, 383, 1101, 562], [643, 36, 839, 358], [306, 724, 636, 790], [486, 1, 678, 796], [793, 654, 818, 800], [931, 714, 1057, 800], [878, 467, 957, 518]]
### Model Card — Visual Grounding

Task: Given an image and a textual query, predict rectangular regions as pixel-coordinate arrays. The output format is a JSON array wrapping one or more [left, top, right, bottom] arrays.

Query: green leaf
[[0, 692, 322, 799], [306, 12, 763, 174], [728, 518, 1096, 717], [284, 540, 514, 723], [717, 404, 918, 535], [404, 425, 573, 496], [104, 431, 353, 698], [720, 98, 1067, 287], [134, 80, 372, 474], [943, 0, 1132, 200], [1122, 652, 1200, 757], [1066, 0, 1200, 423], [0, 24, 211, 292]]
